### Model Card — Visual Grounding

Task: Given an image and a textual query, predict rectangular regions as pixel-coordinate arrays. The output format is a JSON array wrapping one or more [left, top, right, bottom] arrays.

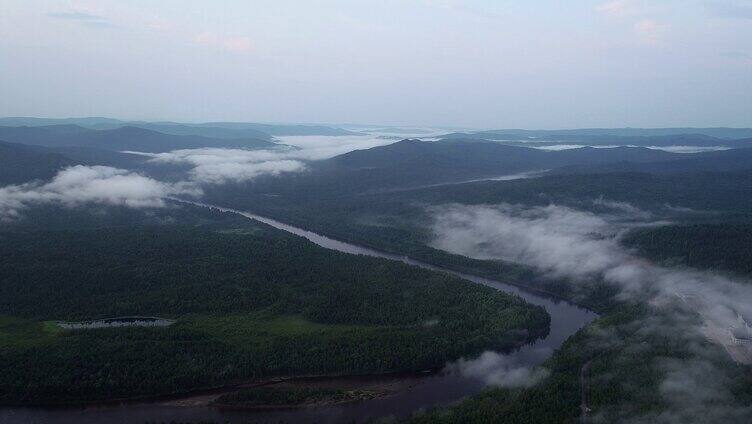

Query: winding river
[[0, 204, 597, 424]]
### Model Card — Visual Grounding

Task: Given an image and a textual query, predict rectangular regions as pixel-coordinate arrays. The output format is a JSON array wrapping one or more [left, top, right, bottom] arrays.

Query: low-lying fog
[[430, 202, 752, 421], [529, 144, 731, 153], [0, 134, 400, 220], [1, 129, 739, 221], [2, 130, 751, 420]]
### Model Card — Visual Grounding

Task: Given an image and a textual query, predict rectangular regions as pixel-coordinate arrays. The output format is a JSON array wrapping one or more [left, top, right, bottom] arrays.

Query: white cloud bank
[[429, 202, 752, 419], [0, 165, 200, 220], [448, 351, 550, 388], [126, 134, 399, 185], [530, 144, 730, 153], [193, 32, 253, 53], [1, 135, 400, 219], [430, 203, 752, 325], [133, 148, 308, 185]]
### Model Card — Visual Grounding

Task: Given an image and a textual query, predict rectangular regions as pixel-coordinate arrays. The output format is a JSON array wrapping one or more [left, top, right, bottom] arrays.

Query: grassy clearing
[[0, 317, 60, 350], [186, 314, 382, 342], [0, 313, 416, 353]]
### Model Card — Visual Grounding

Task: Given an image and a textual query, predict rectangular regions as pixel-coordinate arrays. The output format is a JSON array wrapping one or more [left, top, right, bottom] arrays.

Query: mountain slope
[[324, 139, 681, 179], [0, 141, 77, 185], [214, 139, 688, 199], [553, 147, 752, 175], [122, 123, 272, 140]]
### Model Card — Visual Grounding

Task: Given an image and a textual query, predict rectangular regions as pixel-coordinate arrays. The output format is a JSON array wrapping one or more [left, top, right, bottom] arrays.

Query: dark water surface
[[1, 204, 597, 424]]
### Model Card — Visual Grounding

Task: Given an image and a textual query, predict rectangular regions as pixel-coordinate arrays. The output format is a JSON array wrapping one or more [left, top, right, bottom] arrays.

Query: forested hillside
[[0, 141, 76, 184], [0, 205, 548, 405], [623, 224, 752, 278]]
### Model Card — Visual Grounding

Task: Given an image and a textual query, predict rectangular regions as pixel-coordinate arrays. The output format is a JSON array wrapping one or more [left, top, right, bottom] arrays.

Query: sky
[[1, 0, 751, 129]]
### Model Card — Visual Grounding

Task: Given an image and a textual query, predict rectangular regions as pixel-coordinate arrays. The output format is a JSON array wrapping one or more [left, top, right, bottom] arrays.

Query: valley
[[2, 124, 752, 423]]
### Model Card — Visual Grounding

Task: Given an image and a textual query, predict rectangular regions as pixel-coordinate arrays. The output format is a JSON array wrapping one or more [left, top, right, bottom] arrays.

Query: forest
[[409, 303, 752, 423], [623, 224, 752, 279], [0, 205, 549, 405], [196, 165, 752, 422]]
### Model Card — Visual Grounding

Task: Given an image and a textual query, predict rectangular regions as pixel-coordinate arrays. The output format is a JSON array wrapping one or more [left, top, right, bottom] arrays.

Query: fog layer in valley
[[0, 165, 199, 220], [430, 203, 752, 421], [0, 131, 741, 220], [124, 134, 399, 184], [531, 144, 731, 153], [0, 135, 399, 219]]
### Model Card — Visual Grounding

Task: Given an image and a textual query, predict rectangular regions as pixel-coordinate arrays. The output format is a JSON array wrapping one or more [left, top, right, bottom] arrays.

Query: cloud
[[596, 0, 638, 17], [586, 313, 752, 423], [0, 166, 199, 220], [448, 351, 550, 388], [431, 203, 627, 279], [429, 202, 752, 419], [429, 203, 752, 336], [645, 145, 731, 153], [48, 11, 104, 21], [147, 18, 173, 31], [125, 135, 397, 185], [193, 31, 219, 45], [634, 19, 667, 45], [132, 148, 307, 184], [720, 51, 752, 66], [595, 2, 668, 46], [2, 135, 394, 218], [47, 10, 111, 27], [274, 134, 396, 159], [193, 32, 253, 53], [721, 51, 752, 59], [707, 1, 752, 20], [423, 0, 457, 10], [421, 0, 505, 20], [223, 37, 253, 53]]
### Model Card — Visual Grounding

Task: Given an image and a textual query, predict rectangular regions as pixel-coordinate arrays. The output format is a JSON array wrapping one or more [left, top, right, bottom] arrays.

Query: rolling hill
[[0, 141, 77, 185], [552, 147, 752, 175]]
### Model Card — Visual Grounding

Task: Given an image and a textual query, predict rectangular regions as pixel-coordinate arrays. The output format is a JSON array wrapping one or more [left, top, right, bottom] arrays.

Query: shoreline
[[0, 368, 440, 409], [4, 327, 546, 410]]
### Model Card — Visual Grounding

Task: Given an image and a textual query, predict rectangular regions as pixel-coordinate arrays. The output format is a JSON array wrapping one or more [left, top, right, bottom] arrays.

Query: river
[[0, 203, 597, 424]]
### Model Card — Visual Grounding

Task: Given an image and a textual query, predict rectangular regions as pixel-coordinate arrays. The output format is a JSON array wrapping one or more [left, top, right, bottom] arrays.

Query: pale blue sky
[[1, 0, 751, 128]]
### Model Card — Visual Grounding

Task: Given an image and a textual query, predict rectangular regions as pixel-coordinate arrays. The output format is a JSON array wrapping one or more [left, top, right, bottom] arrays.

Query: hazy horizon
[[7, 114, 752, 132], [6, 114, 752, 132], [2, 1, 751, 128]]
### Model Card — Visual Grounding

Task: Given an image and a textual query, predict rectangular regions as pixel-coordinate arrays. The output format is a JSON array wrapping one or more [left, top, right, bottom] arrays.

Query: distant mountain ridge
[[0, 125, 277, 153], [443, 128, 752, 142], [192, 122, 360, 136], [284, 138, 752, 195], [0, 117, 360, 138], [327, 138, 682, 171], [552, 147, 752, 175], [231, 139, 692, 197]]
